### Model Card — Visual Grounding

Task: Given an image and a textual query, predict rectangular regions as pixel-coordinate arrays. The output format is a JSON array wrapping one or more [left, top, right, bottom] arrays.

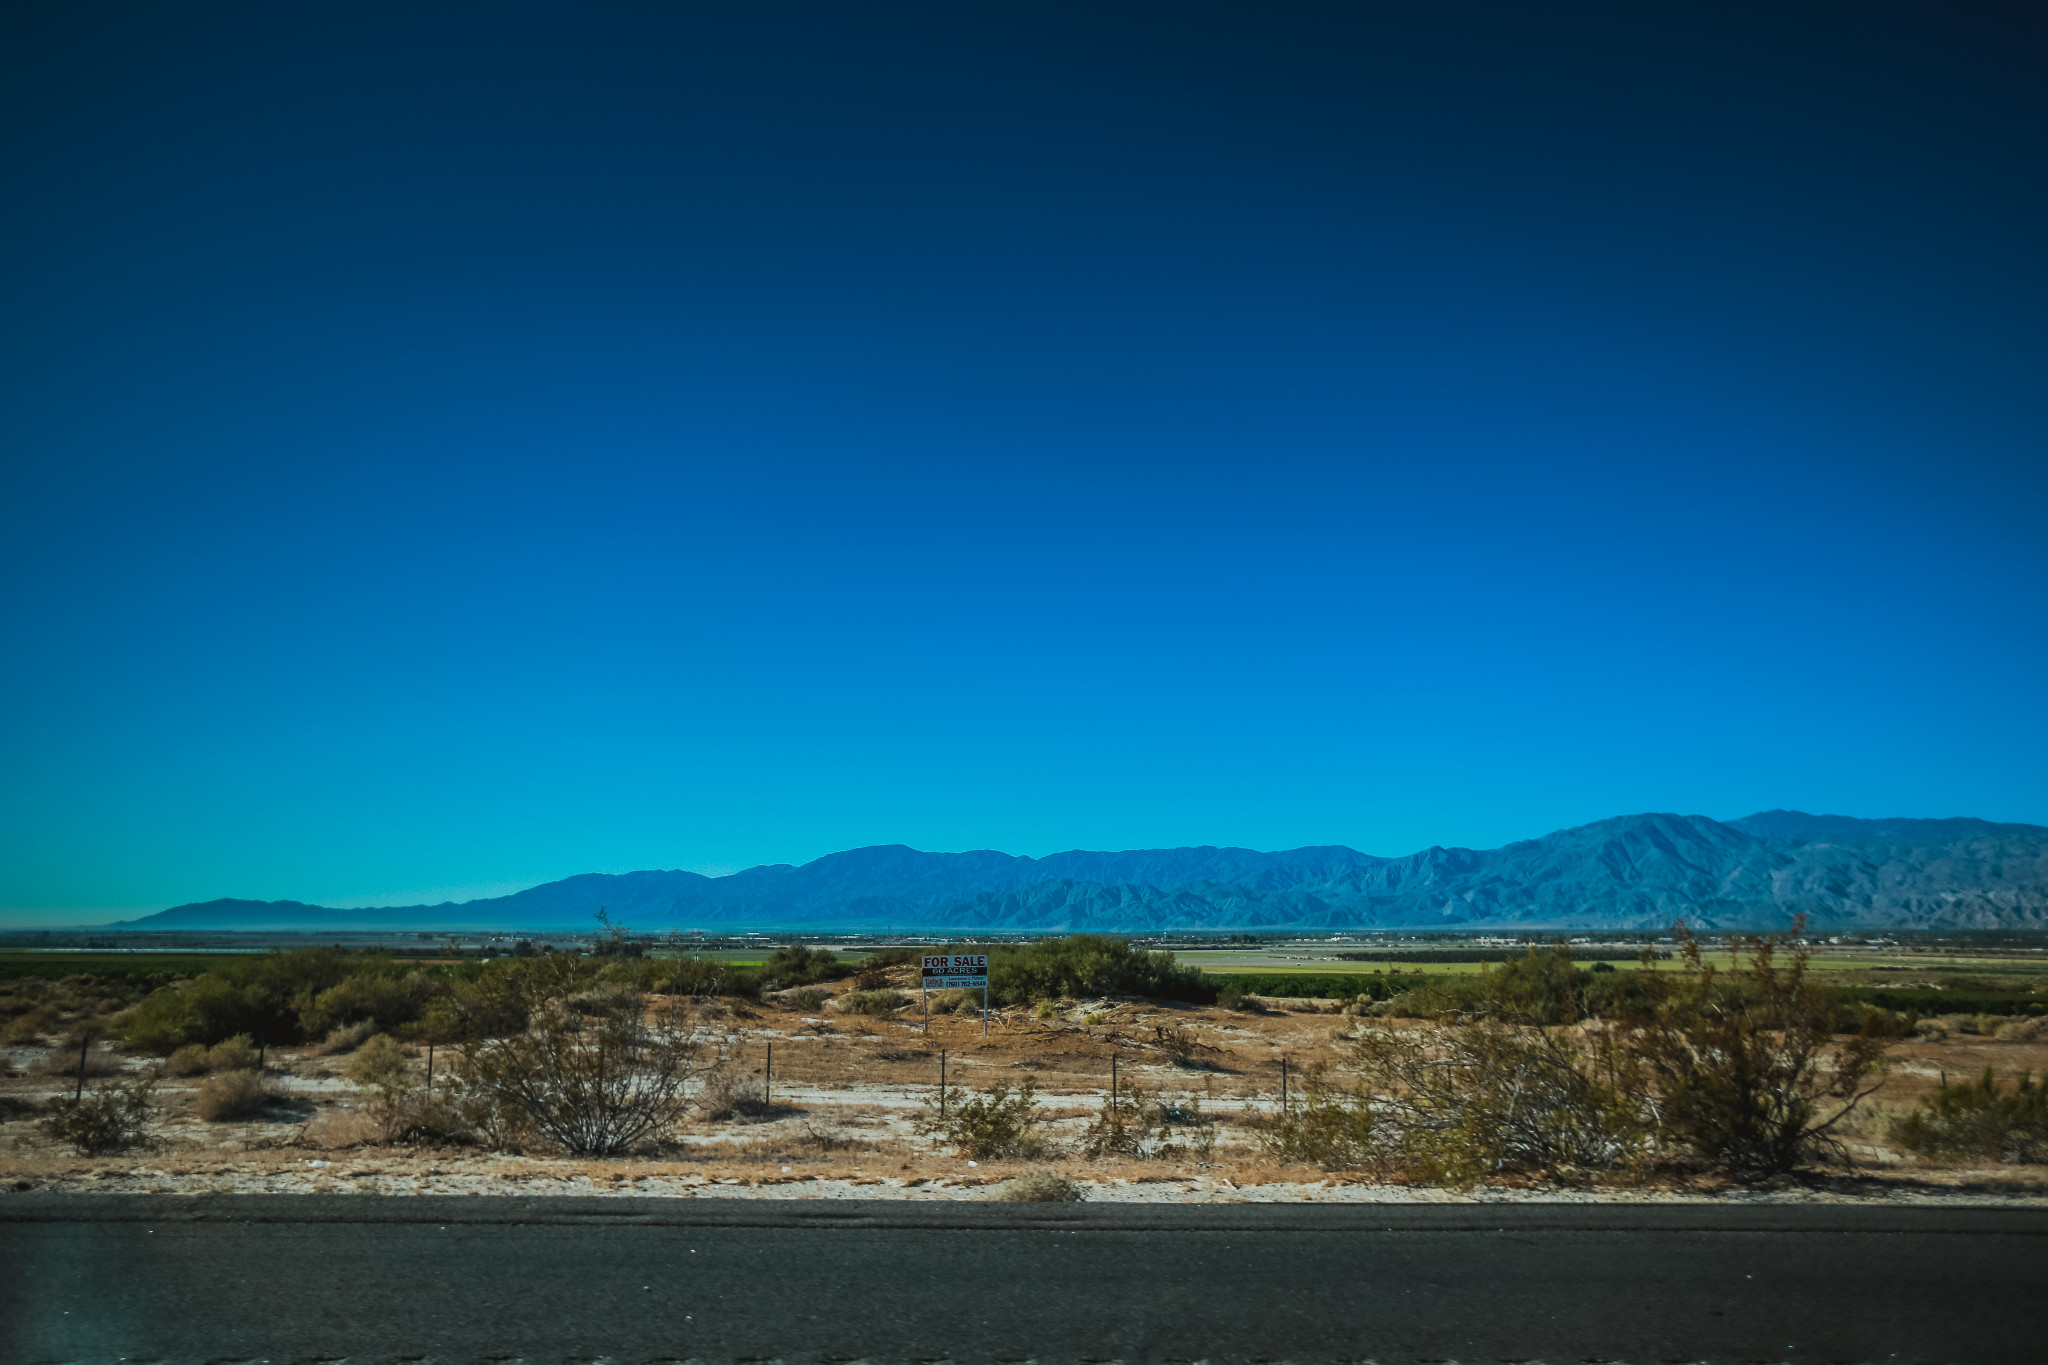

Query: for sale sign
[[920, 953, 988, 989]]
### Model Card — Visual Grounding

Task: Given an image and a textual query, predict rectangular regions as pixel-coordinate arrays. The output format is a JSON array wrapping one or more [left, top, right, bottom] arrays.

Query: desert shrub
[[3, 1005, 61, 1045], [321, 1020, 378, 1054], [1995, 1017, 2048, 1043], [661, 955, 760, 1000], [860, 947, 921, 969], [445, 956, 724, 1155], [837, 989, 907, 1016], [994, 1169, 1084, 1202], [28, 1040, 124, 1079], [118, 948, 412, 1051], [784, 988, 828, 1012], [298, 970, 437, 1038], [39, 1073, 157, 1155], [1627, 920, 1893, 1181], [161, 1034, 261, 1075], [698, 1069, 773, 1122], [193, 1068, 275, 1121], [1261, 1063, 1383, 1171], [207, 1034, 259, 1072], [1080, 1081, 1218, 1161], [345, 1034, 413, 1094], [1349, 1021, 1653, 1185], [919, 1079, 1049, 1160], [1210, 972, 1404, 1002], [1152, 1022, 1197, 1063], [924, 988, 984, 1015], [1894, 1069, 2048, 1165], [1378, 948, 1597, 1025], [1215, 983, 1247, 1011], [854, 968, 897, 994], [164, 1044, 212, 1076], [988, 936, 1212, 1006], [758, 944, 851, 988], [1253, 1064, 1384, 1170]]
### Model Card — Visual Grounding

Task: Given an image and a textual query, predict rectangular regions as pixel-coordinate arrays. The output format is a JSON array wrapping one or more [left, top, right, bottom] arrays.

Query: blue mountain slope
[[114, 811, 2048, 932]]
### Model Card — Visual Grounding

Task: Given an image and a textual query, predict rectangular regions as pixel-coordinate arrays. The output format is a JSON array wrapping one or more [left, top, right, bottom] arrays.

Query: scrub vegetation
[[3, 925, 2046, 1192]]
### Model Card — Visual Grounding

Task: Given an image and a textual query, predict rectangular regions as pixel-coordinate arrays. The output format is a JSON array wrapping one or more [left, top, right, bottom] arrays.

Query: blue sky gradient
[[2, 2, 2045, 923]]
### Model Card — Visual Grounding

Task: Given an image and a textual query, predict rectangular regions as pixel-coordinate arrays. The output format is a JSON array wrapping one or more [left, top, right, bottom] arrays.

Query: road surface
[[2, 1195, 2041, 1364]]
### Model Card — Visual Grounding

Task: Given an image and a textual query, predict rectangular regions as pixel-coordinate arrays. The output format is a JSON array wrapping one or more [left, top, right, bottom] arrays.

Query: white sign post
[[921, 952, 990, 1036]]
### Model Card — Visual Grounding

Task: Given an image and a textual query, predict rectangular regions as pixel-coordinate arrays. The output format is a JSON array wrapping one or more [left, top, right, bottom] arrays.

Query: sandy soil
[[5, 987, 2045, 1205]]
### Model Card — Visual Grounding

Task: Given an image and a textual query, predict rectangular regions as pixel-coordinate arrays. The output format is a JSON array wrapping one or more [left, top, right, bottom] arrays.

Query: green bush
[[1209, 972, 1419, 1003], [987, 935, 1211, 1006], [919, 1079, 1049, 1160], [39, 1073, 157, 1155], [1081, 1081, 1219, 1161], [1260, 1063, 1382, 1172], [118, 948, 447, 1051], [298, 970, 436, 1037], [1628, 922, 1894, 1181], [660, 955, 760, 999], [758, 944, 852, 988], [345, 1034, 413, 1095], [784, 988, 829, 1011], [162, 1033, 258, 1075], [1894, 1069, 2048, 1165]]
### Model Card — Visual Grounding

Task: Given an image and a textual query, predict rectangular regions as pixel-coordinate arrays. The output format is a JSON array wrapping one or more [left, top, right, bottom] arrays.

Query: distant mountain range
[[111, 810, 2048, 934]]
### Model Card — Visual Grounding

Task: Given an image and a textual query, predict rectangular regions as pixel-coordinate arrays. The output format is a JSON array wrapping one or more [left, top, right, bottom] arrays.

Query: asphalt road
[[2, 1196, 2042, 1365]]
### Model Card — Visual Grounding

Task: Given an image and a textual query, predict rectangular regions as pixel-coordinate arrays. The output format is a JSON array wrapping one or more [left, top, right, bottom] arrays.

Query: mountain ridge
[[110, 810, 2048, 933]]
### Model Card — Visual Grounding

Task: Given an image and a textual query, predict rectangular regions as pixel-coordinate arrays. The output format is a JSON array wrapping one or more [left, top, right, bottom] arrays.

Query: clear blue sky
[[3, 2, 2044, 924]]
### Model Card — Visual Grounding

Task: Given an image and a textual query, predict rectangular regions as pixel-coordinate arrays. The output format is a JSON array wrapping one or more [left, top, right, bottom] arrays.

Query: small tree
[[1627, 917, 1892, 1181], [445, 957, 723, 1155]]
